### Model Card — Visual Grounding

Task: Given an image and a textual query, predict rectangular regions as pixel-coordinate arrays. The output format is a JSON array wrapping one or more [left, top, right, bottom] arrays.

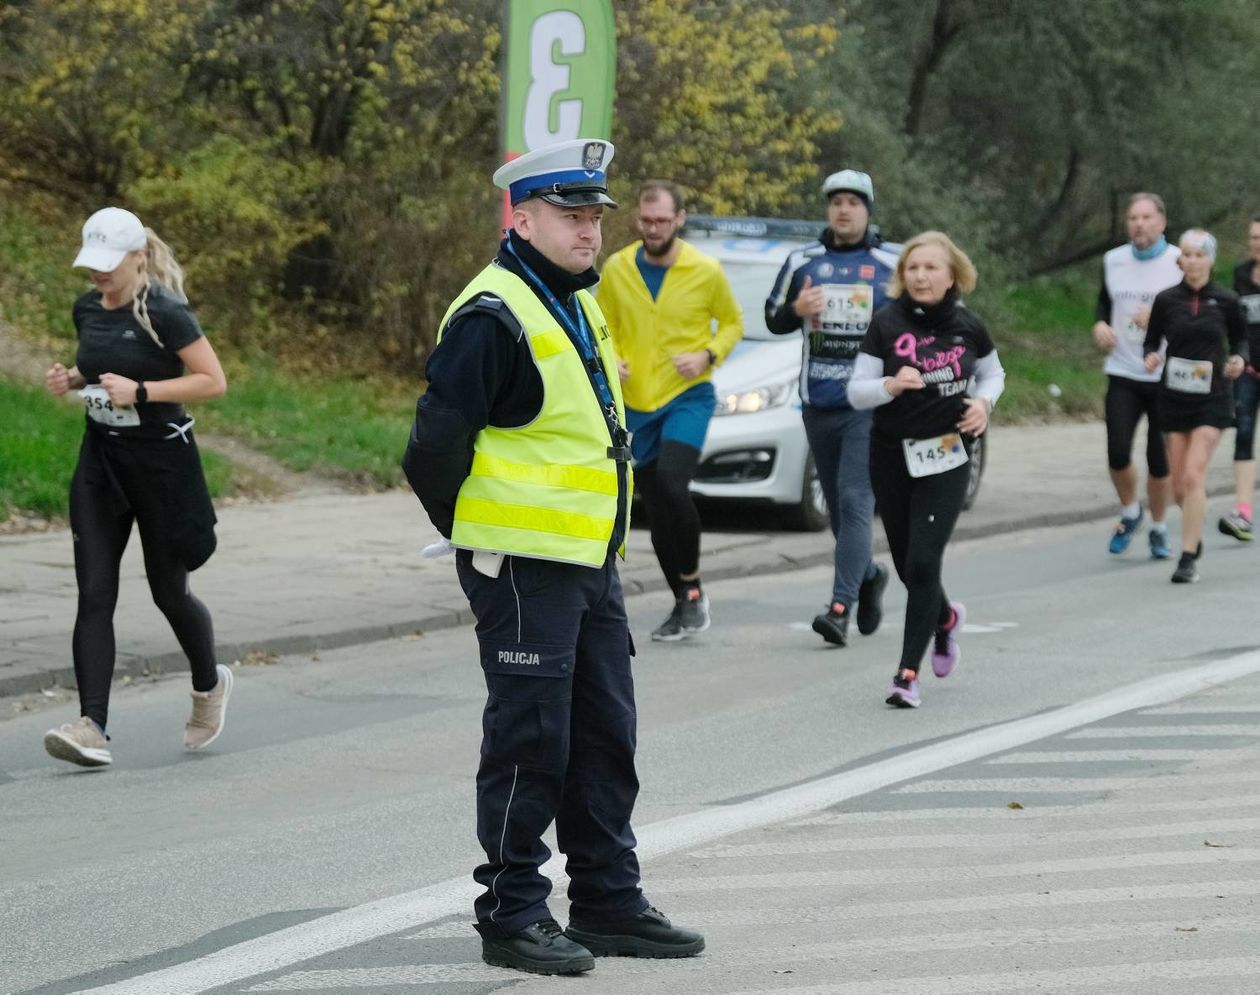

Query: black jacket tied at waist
[[80, 419, 218, 571]]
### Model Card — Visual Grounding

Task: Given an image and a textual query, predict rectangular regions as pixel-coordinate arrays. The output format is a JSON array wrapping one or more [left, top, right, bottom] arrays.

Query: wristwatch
[[705, 348, 717, 367], [135, 381, 148, 404]]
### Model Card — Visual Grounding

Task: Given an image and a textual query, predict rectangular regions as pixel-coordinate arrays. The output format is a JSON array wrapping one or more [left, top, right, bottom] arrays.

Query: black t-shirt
[[859, 293, 996, 440], [1234, 260, 1260, 365], [73, 284, 205, 430], [1143, 280, 1248, 403]]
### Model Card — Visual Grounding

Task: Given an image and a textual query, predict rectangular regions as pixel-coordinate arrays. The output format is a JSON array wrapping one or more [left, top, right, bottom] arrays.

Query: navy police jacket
[[765, 227, 901, 409]]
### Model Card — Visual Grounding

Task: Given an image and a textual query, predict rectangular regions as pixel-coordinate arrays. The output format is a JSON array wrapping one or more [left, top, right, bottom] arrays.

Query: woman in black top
[[849, 232, 1005, 709], [1143, 228, 1247, 583], [1218, 214, 1260, 542], [41, 207, 232, 767]]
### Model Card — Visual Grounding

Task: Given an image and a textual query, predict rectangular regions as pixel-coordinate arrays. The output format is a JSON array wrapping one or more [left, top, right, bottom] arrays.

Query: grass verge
[[197, 356, 416, 488], [993, 271, 1106, 421]]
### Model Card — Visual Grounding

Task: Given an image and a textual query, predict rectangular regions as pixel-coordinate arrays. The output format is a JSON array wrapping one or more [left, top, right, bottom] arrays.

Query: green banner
[[502, 0, 616, 156]]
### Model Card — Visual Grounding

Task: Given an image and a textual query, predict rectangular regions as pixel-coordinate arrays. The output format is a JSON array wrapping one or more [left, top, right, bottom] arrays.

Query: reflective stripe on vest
[[439, 262, 630, 567]]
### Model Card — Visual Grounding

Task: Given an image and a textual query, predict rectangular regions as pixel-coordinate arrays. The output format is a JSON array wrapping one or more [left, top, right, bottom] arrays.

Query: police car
[[684, 216, 986, 529]]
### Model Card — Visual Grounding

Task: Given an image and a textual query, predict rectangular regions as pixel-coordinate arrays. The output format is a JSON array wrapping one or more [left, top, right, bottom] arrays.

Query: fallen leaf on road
[[1203, 840, 1234, 848], [1007, 801, 1024, 809], [241, 650, 280, 667], [1175, 927, 1199, 932]]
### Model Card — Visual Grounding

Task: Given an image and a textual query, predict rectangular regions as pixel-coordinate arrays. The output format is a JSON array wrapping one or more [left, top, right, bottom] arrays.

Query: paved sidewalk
[[0, 421, 1241, 698]]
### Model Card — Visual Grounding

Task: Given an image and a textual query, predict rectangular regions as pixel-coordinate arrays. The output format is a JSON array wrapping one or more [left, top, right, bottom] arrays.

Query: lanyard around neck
[[505, 240, 616, 411], [506, 242, 593, 351]]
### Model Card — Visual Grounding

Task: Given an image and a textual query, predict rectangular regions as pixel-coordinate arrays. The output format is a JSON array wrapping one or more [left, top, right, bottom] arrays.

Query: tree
[[610, 0, 842, 217], [831, 0, 1260, 273], [0, 0, 193, 198]]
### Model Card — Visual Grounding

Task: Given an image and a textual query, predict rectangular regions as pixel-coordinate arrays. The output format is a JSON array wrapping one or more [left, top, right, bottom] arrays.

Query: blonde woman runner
[[42, 207, 232, 767]]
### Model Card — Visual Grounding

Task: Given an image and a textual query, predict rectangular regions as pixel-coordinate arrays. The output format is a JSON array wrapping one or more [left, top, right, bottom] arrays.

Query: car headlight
[[715, 378, 795, 416]]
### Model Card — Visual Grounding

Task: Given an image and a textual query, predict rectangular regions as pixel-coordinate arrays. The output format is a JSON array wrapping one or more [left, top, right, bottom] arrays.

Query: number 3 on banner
[[524, 12, 585, 147], [503, 1, 615, 157]]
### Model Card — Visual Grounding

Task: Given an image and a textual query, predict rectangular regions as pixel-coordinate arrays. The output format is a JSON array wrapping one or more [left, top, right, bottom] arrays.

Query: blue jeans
[[802, 405, 877, 608]]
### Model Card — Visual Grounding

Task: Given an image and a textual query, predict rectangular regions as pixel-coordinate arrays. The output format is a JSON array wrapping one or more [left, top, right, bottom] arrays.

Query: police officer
[[765, 169, 899, 646], [402, 139, 703, 976]]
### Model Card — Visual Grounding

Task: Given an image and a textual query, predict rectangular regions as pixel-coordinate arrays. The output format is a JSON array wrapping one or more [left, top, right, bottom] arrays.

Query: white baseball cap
[[821, 169, 875, 205], [73, 207, 147, 272], [493, 139, 618, 208]]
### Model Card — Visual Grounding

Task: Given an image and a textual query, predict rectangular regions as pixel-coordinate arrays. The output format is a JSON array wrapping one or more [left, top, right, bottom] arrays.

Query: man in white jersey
[[1092, 192, 1182, 558]]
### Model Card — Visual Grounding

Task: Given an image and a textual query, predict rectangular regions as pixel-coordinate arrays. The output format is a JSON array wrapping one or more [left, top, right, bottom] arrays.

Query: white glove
[[421, 538, 456, 559]]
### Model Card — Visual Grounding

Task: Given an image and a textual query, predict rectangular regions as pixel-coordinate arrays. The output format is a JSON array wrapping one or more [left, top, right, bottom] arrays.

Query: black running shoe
[[1171, 554, 1199, 584], [812, 603, 849, 646], [651, 602, 686, 641], [677, 589, 710, 632], [856, 563, 889, 635]]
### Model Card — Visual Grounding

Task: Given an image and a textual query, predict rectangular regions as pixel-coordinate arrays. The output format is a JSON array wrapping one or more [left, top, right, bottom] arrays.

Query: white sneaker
[[44, 715, 112, 767], [185, 664, 234, 750]]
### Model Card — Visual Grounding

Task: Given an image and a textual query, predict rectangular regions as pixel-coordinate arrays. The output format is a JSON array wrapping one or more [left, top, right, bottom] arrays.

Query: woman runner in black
[[1217, 214, 1260, 541], [848, 232, 1005, 709], [42, 207, 232, 767], [1143, 228, 1248, 583]]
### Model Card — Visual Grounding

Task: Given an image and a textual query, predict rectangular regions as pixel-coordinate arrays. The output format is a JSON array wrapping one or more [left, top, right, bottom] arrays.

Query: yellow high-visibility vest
[[440, 262, 631, 567]]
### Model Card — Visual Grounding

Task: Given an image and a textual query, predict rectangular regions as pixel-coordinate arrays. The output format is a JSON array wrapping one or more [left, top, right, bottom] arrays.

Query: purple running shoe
[[931, 601, 966, 678], [885, 671, 921, 708]]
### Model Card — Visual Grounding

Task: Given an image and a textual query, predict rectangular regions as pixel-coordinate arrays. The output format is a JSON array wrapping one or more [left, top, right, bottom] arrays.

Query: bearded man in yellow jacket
[[598, 181, 743, 641]]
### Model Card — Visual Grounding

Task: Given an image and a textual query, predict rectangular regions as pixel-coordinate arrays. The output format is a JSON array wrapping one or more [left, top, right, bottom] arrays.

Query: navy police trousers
[[455, 549, 648, 938]]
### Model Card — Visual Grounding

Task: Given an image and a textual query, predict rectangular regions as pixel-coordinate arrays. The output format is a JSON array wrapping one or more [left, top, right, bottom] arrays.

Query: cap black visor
[[515, 181, 618, 209]]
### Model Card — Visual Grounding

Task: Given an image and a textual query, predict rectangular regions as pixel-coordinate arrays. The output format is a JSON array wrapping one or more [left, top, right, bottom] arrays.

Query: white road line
[[1141, 702, 1260, 714], [983, 747, 1252, 763], [397, 921, 469, 940], [897, 768, 1260, 793], [680, 879, 1260, 927], [725, 956, 1260, 995], [405, 879, 1260, 935], [648, 848, 1260, 892], [72, 648, 1260, 995], [255, 918, 1260, 989], [1066, 724, 1260, 738], [690, 816, 1260, 857], [792, 792, 1260, 824], [245, 964, 506, 990]]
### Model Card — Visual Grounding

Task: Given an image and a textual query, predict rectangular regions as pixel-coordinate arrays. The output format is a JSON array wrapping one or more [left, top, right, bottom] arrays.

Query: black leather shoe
[[566, 905, 705, 958], [857, 563, 889, 635], [481, 918, 595, 975]]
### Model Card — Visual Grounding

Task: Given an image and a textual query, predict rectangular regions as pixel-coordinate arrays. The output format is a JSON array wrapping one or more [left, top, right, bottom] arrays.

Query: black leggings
[[870, 438, 969, 672], [1105, 375, 1169, 476], [634, 441, 702, 598], [69, 454, 218, 731]]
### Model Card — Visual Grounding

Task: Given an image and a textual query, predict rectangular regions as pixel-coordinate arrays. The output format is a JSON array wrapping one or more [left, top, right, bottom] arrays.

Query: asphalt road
[[4, 519, 1260, 994]]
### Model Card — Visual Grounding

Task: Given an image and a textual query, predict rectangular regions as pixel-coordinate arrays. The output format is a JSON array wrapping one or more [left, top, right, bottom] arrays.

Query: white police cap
[[821, 168, 874, 204], [493, 138, 618, 208]]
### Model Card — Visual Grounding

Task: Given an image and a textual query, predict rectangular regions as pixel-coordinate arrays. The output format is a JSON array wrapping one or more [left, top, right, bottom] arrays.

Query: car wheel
[[962, 432, 986, 511], [783, 452, 830, 531]]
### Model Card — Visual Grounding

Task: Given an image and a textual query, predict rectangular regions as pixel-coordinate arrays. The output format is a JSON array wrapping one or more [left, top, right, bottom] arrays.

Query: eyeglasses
[[638, 217, 677, 229]]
